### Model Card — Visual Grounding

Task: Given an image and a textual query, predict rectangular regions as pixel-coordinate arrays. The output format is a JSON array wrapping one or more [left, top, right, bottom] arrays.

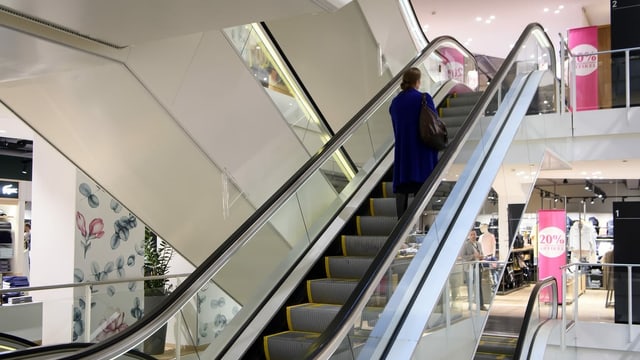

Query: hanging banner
[[440, 47, 464, 83], [568, 26, 599, 111], [538, 209, 567, 303]]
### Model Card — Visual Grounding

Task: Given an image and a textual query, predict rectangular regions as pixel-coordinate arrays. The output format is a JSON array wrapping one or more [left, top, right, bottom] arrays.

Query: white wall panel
[[30, 135, 75, 344], [266, 2, 390, 134], [126, 30, 309, 211], [358, 0, 419, 75]]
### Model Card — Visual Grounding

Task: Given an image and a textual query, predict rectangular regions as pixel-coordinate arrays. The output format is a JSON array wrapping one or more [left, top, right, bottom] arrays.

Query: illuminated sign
[[0, 181, 18, 198]]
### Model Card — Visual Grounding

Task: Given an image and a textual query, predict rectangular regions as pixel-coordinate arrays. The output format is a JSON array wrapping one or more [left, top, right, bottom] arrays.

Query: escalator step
[[341, 235, 387, 256], [287, 303, 341, 332], [325, 256, 373, 279], [356, 216, 396, 236], [475, 334, 517, 359], [264, 331, 367, 360], [369, 197, 396, 216], [264, 331, 319, 360], [307, 278, 359, 304]]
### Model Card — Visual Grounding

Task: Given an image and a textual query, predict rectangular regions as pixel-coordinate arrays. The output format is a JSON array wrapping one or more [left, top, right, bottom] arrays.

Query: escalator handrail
[[304, 22, 555, 359], [513, 276, 558, 359], [30, 35, 480, 360]]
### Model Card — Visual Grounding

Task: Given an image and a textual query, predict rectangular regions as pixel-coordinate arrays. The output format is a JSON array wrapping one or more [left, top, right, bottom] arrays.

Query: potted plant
[[143, 227, 173, 355]]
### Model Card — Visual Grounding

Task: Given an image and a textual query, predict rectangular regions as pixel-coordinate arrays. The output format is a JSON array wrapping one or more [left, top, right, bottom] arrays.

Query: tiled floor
[[486, 284, 615, 334]]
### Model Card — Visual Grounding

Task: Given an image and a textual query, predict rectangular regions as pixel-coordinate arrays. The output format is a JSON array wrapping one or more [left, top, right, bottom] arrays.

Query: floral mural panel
[[196, 281, 240, 346], [73, 171, 144, 342]]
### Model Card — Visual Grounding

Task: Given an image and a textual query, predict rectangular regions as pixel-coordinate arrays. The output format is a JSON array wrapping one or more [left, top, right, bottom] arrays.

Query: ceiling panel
[[0, 0, 330, 46]]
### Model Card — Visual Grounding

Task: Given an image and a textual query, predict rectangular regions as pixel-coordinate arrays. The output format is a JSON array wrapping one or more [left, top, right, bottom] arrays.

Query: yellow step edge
[[286, 306, 293, 331], [382, 182, 388, 198], [356, 216, 362, 236], [325, 257, 331, 278], [369, 198, 375, 216], [341, 235, 347, 256], [307, 280, 313, 303]]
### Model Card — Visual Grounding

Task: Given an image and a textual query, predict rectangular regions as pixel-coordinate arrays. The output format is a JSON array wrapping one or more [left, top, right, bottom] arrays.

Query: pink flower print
[[77, 211, 105, 258], [95, 312, 129, 342], [76, 212, 87, 238], [88, 218, 105, 240]]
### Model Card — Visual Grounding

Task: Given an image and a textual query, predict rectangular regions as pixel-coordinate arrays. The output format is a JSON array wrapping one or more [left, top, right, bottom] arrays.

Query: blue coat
[[389, 88, 439, 193]]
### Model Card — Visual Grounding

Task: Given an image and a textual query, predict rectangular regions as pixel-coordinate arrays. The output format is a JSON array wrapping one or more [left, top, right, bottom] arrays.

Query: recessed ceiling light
[[544, 8, 549, 12], [554, 9, 560, 14], [485, 19, 491, 24], [476, 16, 482, 22], [489, 15, 495, 20], [558, 5, 564, 10]]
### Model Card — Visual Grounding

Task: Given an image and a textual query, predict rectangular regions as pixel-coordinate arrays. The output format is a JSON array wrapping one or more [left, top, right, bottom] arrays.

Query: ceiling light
[[590, 198, 595, 204], [558, 5, 564, 10], [476, 17, 482, 22], [543, 8, 549, 12], [554, 10, 560, 14], [489, 15, 495, 20]]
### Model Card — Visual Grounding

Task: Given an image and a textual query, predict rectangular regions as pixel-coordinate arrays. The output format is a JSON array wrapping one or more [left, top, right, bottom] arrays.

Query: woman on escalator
[[389, 67, 439, 219]]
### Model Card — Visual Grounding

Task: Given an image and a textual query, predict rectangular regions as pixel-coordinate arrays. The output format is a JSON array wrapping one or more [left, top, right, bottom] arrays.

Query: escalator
[[476, 278, 559, 360], [0, 23, 558, 360]]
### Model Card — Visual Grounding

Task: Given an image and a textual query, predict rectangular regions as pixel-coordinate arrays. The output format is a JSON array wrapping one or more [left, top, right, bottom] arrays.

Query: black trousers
[[395, 182, 422, 219]]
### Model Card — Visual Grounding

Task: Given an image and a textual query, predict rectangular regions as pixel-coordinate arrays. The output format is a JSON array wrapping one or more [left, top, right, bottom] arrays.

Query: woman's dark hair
[[400, 67, 421, 91]]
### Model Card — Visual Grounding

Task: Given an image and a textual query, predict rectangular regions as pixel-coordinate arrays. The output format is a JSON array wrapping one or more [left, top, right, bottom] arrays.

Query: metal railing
[[559, 35, 640, 113], [0, 273, 189, 344], [561, 262, 639, 349]]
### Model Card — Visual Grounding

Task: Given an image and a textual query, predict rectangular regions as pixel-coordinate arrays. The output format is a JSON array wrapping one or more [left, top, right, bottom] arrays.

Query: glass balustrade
[[310, 23, 559, 360]]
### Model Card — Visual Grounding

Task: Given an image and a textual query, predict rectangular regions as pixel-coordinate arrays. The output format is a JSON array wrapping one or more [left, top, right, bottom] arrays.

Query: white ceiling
[[412, 0, 610, 59]]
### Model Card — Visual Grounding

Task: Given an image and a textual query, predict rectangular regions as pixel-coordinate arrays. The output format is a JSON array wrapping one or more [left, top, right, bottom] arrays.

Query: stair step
[[326, 256, 373, 279], [264, 331, 367, 360], [475, 334, 518, 359], [441, 115, 467, 128], [441, 104, 475, 118], [449, 92, 483, 106], [287, 303, 341, 332], [356, 216, 397, 236], [369, 197, 396, 216], [264, 331, 319, 360], [307, 278, 359, 304], [341, 235, 387, 256]]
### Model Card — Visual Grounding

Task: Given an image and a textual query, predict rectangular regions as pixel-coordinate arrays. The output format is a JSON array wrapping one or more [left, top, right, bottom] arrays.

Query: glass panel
[[223, 24, 357, 190], [0, 274, 190, 355]]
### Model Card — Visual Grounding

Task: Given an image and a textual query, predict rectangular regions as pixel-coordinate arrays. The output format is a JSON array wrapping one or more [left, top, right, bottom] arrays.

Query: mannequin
[[479, 223, 496, 259], [569, 220, 597, 263], [479, 223, 498, 286]]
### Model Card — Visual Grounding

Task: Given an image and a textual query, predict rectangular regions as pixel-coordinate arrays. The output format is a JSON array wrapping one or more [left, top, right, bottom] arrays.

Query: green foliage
[[144, 227, 174, 295]]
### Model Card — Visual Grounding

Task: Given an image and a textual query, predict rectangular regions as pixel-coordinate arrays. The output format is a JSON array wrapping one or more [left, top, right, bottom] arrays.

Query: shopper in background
[[389, 67, 439, 219], [461, 229, 488, 311], [23, 223, 31, 251]]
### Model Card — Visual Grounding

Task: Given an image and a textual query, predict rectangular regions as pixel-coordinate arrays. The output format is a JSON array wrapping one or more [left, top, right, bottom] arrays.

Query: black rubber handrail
[[512, 276, 558, 359], [304, 22, 555, 359]]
